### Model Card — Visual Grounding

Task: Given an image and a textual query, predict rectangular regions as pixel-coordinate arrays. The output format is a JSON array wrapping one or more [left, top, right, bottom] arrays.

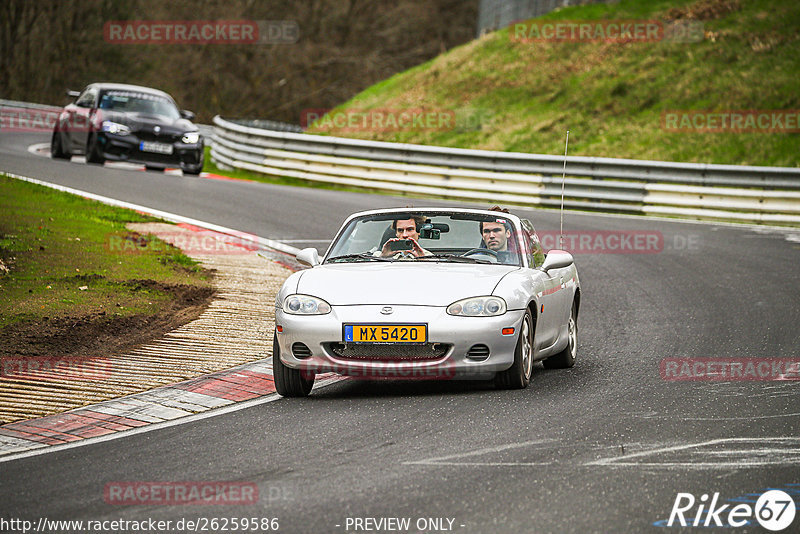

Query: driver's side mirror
[[296, 247, 320, 267], [540, 250, 574, 272]]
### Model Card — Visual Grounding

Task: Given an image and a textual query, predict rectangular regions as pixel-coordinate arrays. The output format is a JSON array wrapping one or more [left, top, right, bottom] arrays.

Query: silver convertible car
[[273, 207, 580, 396]]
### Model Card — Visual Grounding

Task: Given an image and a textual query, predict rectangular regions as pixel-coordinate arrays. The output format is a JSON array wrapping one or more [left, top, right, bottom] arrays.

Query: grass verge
[[0, 174, 213, 357], [305, 0, 799, 167]]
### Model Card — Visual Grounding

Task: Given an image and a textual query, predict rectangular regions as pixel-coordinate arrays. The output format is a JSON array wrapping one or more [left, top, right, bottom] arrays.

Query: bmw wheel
[[85, 133, 105, 164]]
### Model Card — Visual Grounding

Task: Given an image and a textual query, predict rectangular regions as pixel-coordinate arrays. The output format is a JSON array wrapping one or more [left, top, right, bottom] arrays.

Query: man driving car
[[479, 207, 518, 264]]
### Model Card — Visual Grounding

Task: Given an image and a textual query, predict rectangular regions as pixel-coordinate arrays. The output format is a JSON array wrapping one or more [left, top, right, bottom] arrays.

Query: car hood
[[98, 110, 196, 135], [296, 262, 520, 306]]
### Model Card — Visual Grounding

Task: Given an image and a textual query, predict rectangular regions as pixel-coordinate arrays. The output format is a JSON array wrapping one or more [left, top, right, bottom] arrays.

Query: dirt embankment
[[0, 280, 214, 361]]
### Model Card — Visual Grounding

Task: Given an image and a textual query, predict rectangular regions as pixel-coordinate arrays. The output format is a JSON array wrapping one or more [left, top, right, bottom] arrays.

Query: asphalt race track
[[1, 130, 799, 533]]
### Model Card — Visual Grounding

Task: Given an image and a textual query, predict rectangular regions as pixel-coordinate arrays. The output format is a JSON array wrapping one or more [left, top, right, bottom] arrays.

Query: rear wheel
[[273, 334, 314, 397], [543, 302, 577, 369], [51, 130, 70, 159], [85, 133, 105, 164], [495, 309, 533, 389]]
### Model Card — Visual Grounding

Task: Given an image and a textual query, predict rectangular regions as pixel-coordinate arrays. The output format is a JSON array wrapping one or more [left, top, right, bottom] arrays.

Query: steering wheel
[[462, 248, 499, 260]]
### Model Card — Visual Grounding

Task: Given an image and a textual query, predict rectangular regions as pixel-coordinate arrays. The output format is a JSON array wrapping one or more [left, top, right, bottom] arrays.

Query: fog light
[[502, 327, 515, 336]]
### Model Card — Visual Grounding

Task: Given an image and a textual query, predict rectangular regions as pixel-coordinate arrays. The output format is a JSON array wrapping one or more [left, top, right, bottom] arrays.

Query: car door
[[520, 219, 562, 352], [68, 88, 97, 151]]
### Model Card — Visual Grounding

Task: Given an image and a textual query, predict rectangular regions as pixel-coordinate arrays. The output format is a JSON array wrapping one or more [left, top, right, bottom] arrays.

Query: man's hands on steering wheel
[[462, 248, 499, 261]]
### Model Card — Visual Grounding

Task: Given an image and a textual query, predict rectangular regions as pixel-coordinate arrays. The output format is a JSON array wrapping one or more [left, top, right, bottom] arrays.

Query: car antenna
[[560, 130, 569, 249]]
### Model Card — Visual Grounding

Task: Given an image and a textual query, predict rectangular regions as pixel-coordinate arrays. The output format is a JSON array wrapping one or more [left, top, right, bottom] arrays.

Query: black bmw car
[[51, 83, 204, 175]]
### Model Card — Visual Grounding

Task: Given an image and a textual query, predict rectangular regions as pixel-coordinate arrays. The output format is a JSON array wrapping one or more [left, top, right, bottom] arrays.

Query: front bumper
[[98, 132, 203, 168], [276, 304, 524, 379]]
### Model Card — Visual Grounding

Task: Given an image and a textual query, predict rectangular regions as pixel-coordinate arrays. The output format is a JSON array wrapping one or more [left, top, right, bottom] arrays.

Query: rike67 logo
[[664, 489, 796, 531]]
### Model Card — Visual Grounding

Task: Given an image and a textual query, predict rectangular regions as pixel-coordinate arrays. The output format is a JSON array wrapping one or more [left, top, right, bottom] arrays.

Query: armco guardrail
[[212, 116, 800, 225]]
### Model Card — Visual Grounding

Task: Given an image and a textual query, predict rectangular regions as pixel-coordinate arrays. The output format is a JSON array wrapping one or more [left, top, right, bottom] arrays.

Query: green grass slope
[[308, 0, 799, 166]]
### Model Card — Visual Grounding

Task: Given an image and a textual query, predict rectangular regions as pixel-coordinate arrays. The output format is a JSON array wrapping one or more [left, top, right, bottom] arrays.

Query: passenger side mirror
[[540, 250, 574, 272], [180, 110, 196, 121], [296, 248, 321, 267]]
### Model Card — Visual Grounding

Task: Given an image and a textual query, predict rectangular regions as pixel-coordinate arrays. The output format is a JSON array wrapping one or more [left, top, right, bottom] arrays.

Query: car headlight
[[447, 296, 506, 317], [101, 121, 130, 135], [181, 132, 200, 144], [282, 294, 331, 315]]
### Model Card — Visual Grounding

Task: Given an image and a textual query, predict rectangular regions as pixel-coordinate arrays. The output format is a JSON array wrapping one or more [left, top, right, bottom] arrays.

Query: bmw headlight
[[447, 296, 506, 317], [181, 131, 200, 144], [282, 294, 331, 315], [101, 121, 130, 135]]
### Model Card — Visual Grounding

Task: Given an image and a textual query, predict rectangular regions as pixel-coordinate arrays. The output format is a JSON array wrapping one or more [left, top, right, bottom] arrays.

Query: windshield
[[325, 212, 522, 266], [98, 90, 181, 120]]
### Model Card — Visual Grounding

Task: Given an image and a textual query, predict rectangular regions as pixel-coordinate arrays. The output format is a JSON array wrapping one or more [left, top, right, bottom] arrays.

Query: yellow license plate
[[344, 324, 427, 343]]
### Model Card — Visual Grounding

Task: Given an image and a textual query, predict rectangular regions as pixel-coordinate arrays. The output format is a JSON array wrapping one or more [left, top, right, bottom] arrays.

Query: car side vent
[[466, 344, 490, 361], [292, 343, 312, 359]]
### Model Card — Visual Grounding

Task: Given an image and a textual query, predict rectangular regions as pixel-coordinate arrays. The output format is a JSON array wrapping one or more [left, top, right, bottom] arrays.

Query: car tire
[[51, 130, 70, 160], [543, 302, 577, 369], [181, 164, 203, 176], [495, 309, 533, 389], [273, 333, 314, 397], [85, 133, 105, 164], [181, 152, 204, 176]]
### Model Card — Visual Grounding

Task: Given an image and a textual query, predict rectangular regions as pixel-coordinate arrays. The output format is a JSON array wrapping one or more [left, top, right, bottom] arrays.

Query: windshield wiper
[[415, 254, 493, 264], [326, 253, 393, 263]]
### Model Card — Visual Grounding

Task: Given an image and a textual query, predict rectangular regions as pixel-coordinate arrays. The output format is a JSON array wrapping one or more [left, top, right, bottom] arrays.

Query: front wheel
[[273, 334, 314, 397], [495, 309, 533, 389], [51, 130, 70, 159], [181, 150, 204, 176], [181, 164, 203, 176], [85, 133, 105, 164], [543, 302, 577, 369]]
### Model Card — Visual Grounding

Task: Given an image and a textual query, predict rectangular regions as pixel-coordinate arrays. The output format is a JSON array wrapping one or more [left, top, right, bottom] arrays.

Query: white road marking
[[403, 439, 556, 466], [639, 412, 800, 421], [27, 142, 50, 155], [586, 437, 800, 468]]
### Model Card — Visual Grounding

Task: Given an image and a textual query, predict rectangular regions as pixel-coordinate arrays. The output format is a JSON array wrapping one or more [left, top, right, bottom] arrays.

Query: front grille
[[326, 343, 450, 361], [292, 342, 312, 359], [466, 344, 490, 361], [137, 132, 181, 143]]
